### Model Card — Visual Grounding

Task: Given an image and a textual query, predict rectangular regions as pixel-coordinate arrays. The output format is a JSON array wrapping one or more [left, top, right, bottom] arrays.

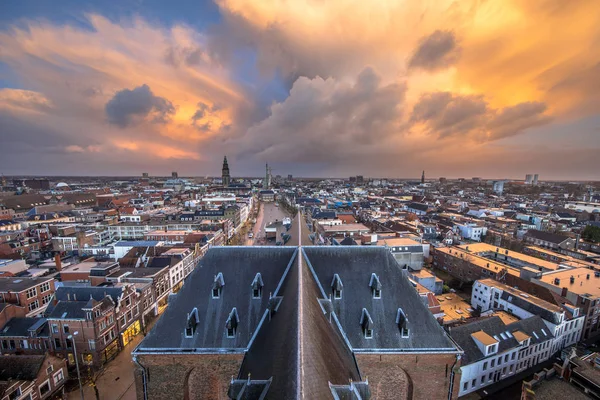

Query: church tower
[[421, 170, 425, 184], [222, 156, 231, 186]]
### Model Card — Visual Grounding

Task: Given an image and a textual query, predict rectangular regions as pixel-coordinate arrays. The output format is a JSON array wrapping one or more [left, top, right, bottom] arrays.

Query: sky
[[1, 0, 599, 180]]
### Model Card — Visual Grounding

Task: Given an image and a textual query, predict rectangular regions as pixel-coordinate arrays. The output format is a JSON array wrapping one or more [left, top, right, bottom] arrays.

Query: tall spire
[[421, 170, 425, 184], [222, 156, 231, 186]]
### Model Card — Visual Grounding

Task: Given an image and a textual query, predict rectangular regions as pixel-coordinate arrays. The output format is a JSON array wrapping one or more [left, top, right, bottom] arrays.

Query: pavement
[[246, 202, 288, 246], [66, 317, 159, 400]]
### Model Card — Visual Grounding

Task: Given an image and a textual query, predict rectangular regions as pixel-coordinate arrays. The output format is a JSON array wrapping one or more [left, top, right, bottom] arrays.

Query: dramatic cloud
[[105, 84, 175, 128], [411, 92, 549, 140], [234, 68, 407, 167], [1, 0, 600, 178], [408, 30, 460, 72]]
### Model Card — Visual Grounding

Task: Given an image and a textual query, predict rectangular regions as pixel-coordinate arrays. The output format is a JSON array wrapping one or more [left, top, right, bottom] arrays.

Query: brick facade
[[355, 352, 461, 400], [134, 353, 244, 400]]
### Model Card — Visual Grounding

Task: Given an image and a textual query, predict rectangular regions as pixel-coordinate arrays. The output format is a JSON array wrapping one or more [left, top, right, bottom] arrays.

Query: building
[[535, 268, 600, 340], [0, 354, 67, 400], [45, 285, 144, 366], [533, 174, 539, 185], [406, 202, 430, 216], [526, 174, 534, 184], [0, 317, 51, 355], [381, 236, 426, 271], [171, 171, 178, 179], [221, 156, 231, 187], [133, 219, 462, 400], [472, 279, 584, 354], [524, 230, 576, 250], [493, 181, 505, 195], [0, 277, 56, 317], [450, 315, 553, 397], [259, 190, 275, 202], [456, 223, 487, 242]]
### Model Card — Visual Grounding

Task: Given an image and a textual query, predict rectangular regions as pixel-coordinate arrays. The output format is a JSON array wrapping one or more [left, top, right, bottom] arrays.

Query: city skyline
[[1, 0, 600, 179]]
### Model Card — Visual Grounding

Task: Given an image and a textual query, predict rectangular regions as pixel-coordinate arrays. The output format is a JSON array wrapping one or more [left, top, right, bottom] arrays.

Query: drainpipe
[[132, 353, 148, 400], [448, 354, 461, 400]]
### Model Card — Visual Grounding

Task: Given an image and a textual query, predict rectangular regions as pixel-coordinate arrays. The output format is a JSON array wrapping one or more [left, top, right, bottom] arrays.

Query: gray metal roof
[[138, 247, 297, 351], [303, 246, 458, 352]]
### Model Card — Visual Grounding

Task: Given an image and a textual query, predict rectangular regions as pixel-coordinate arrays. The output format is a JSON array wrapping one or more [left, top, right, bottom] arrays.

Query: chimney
[[54, 254, 62, 271]]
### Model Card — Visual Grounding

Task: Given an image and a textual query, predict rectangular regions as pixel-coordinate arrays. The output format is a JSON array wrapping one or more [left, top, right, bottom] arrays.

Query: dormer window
[[396, 308, 409, 338], [185, 308, 199, 338], [360, 308, 373, 339], [370, 273, 382, 299], [331, 274, 343, 299], [225, 308, 239, 338], [251, 273, 264, 299], [212, 272, 224, 299]]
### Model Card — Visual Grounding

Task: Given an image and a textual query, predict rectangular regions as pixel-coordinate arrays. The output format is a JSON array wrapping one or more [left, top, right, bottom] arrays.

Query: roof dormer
[[471, 330, 499, 356], [212, 272, 224, 298], [396, 308, 409, 338], [360, 308, 373, 339], [370, 273, 382, 299], [185, 307, 199, 338], [331, 274, 343, 299], [225, 308, 239, 338], [251, 273, 264, 299]]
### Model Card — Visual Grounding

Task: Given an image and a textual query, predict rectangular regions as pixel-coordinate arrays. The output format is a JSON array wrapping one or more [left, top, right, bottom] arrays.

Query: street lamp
[[68, 331, 84, 400]]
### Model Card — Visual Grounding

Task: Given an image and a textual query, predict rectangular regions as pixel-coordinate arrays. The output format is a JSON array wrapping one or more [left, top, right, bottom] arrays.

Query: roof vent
[[587, 274, 591, 280], [251, 273, 264, 299], [225, 308, 239, 338], [185, 308, 199, 338], [554, 278, 560, 285], [212, 272, 224, 298], [396, 308, 410, 338], [369, 273, 382, 298], [360, 308, 373, 339], [570, 276, 575, 284], [331, 274, 343, 299]]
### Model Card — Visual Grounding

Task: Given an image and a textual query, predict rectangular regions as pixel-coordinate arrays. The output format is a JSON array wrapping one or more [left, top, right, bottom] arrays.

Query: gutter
[[132, 353, 148, 400], [448, 354, 461, 400]]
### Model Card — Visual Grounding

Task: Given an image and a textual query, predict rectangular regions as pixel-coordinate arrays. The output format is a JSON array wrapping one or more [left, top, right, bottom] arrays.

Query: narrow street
[[245, 202, 288, 245], [66, 317, 159, 400]]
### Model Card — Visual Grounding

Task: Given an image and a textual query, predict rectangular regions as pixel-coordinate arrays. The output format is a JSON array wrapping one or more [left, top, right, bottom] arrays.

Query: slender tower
[[264, 163, 270, 188], [421, 170, 425, 184], [222, 156, 231, 186]]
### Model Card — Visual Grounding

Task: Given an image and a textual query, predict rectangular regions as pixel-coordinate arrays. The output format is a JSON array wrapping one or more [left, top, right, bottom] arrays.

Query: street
[[245, 202, 288, 245], [66, 318, 159, 400]]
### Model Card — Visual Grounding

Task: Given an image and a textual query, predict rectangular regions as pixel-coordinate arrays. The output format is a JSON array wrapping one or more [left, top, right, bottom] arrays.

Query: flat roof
[[471, 330, 498, 346], [458, 243, 560, 271], [538, 268, 600, 297], [512, 330, 530, 342], [381, 237, 423, 246], [436, 246, 521, 277], [321, 223, 370, 232]]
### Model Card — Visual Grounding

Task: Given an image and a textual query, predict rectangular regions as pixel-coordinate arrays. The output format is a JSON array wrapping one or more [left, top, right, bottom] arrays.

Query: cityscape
[[2, 1, 600, 400]]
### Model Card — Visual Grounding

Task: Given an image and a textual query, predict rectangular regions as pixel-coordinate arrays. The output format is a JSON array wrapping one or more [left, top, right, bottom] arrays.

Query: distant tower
[[421, 171, 425, 184], [171, 171, 178, 179], [222, 156, 231, 186], [264, 163, 271, 188], [0, 174, 6, 187], [525, 174, 533, 184], [533, 174, 539, 185]]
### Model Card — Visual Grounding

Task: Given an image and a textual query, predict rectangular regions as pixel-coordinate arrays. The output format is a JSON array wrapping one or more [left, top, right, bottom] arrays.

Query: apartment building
[[535, 268, 600, 340], [0, 317, 51, 355], [0, 277, 56, 317], [45, 284, 143, 366], [472, 279, 584, 353], [450, 316, 553, 397], [0, 354, 67, 400]]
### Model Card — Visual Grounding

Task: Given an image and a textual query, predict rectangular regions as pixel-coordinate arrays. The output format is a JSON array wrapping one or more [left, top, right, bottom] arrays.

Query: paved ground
[[67, 318, 159, 400], [246, 202, 288, 245]]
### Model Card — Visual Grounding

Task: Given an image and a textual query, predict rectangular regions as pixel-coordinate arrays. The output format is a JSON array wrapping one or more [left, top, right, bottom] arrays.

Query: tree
[[582, 225, 600, 243]]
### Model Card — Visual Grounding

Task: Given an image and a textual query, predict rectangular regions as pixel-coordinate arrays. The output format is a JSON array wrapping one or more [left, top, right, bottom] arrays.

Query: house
[[0, 354, 67, 400], [133, 216, 463, 400], [450, 316, 554, 397], [472, 279, 584, 354], [0, 317, 51, 355], [0, 277, 56, 317], [523, 230, 575, 250], [406, 202, 430, 216]]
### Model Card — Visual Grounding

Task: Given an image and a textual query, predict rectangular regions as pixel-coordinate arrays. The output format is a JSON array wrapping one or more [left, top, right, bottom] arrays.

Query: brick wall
[[356, 352, 461, 400], [135, 353, 244, 400]]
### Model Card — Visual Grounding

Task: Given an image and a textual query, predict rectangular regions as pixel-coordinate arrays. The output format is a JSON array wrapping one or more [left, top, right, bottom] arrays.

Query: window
[[63, 325, 69, 334], [252, 288, 261, 298], [53, 369, 64, 385], [46, 365, 53, 374], [491, 359, 495, 368], [483, 362, 488, 371], [28, 300, 39, 312], [463, 382, 468, 390], [8, 387, 21, 400], [212, 287, 221, 298], [88, 339, 96, 350], [54, 338, 61, 349], [65, 338, 73, 349], [227, 327, 236, 338], [511, 352, 516, 360], [40, 282, 51, 293], [373, 289, 381, 298], [26, 287, 37, 299], [40, 380, 51, 396], [471, 379, 476, 387], [401, 327, 409, 338], [108, 315, 114, 324], [481, 376, 485, 384], [42, 294, 52, 305], [334, 288, 342, 299]]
